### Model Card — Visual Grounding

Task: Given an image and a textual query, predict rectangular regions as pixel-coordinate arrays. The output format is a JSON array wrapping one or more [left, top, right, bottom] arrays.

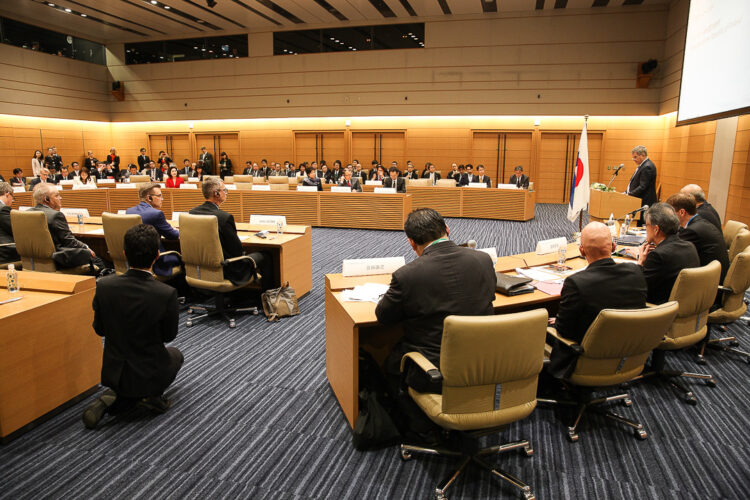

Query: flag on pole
[[567, 119, 590, 222]]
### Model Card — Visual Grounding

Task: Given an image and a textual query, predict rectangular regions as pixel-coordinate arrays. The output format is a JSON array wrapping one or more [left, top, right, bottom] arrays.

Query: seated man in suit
[[189, 177, 272, 289], [0, 182, 21, 263], [83, 224, 184, 429], [458, 164, 473, 186], [57, 166, 70, 183], [126, 183, 181, 277], [70, 161, 82, 179], [667, 192, 729, 288], [120, 163, 139, 181], [376, 208, 496, 438], [509, 165, 529, 188], [29, 168, 55, 188], [631, 203, 699, 304], [30, 183, 105, 274], [302, 168, 323, 191], [9, 168, 26, 189], [94, 162, 116, 180], [403, 162, 419, 180], [446, 163, 460, 182], [326, 160, 344, 185], [143, 161, 164, 181], [180, 159, 196, 177], [421, 163, 441, 185], [680, 184, 722, 231], [339, 168, 363, 192], [470, 164, 492, 187], [383, 166, 406, 193], [547, 222, 647, 379]]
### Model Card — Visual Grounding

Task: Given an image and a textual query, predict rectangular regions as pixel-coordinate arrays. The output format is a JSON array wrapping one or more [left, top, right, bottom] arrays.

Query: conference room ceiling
[[1, 0, 670, 44]]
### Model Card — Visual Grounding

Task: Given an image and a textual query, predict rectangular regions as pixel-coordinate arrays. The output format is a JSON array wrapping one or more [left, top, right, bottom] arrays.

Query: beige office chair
[[400, 309, 548, 500], [722, 220, 747, 249], [268, 176, 289, 191], [235, 183, 254, 190], [406, 178, 431, 187], [233, 175, 253, 184], [179, 213, 260, 328], [634, 261, 721, 404], [288, 176, 299, 185], [435, 179, 457, 187], [704, 247, 750, 363], [102, 213, 142, 273], [541, 302, 678, 442], [223, 176, 234, 184], [727, 228, 750, 263], [10, 210, 93, 274], [129, 175, 150, 184], [179, 174, 188, 181]]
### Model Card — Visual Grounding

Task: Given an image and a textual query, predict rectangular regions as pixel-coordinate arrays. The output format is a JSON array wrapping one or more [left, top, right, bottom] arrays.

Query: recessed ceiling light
[[81, 13, 87, 17], [164, 5, 170, 9], [151, 0, 158, 4], [64, 8, 71, 12], [48, 3, 54, 6]]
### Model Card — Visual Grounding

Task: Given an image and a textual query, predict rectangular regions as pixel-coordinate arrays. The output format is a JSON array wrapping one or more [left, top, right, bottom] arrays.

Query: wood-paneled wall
[[659, 0, 689, 115], [726, 115, 750, 225]]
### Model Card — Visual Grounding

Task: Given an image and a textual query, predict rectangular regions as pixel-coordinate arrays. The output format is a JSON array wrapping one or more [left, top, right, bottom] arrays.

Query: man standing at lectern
[[626, 145, 657, 210]]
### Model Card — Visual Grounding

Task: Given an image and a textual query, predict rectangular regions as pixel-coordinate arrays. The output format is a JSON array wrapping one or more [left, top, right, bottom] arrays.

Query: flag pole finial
[[584, 114, 589, 122]]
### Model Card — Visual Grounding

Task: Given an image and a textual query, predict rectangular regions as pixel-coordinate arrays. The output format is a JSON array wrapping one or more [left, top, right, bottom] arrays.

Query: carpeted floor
[[1, 204, 748, 499]]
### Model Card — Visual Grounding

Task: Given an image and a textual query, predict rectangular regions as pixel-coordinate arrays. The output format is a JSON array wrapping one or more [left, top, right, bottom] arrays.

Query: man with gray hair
[[0, 182, 20, 263], [634, 202, 699, 304], [626, 145, 657, 211], [680, 184, 722, 230]]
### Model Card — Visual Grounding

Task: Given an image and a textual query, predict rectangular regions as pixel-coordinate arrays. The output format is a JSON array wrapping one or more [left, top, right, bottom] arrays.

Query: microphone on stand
[[606, 164, 625, 188], [627, 205, 649, 216]]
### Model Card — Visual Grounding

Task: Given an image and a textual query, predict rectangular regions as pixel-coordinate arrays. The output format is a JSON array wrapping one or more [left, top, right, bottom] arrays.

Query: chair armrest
[[222, 255, 256, 266], [400, 351, 443, 384], [159, 250, 181, 258], [547, 327, 583, 353], [718, 285, 734, 295], [0, 243, 15, 247]]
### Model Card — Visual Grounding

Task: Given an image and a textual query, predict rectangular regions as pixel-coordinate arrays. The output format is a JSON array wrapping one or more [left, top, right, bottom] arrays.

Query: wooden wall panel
[[659, 114, 716, 201], [726, 115, 750, 226], [659, 0, 689, 115]]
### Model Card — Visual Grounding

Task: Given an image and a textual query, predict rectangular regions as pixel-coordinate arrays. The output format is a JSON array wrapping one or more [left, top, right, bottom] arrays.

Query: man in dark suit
[[509, 165, 530, 188], [458, 164, 473, 186], [137, 148, 151, 171], [403, 162, 419, 180], [384, 166, 406, 193], [326, 161, 344, 184], [82, 224, 184, 429], [143, 161, 164, 181], [30, 183, 105, 274], [70, 161, 83, 178], [189, 177, 271, 288], [199, 146, 214, 175], [302, 169, 323, 191], [83, 151, 98, 172], [0, 183, 21, 263], [44, 146, 62, 171], [446, 163, 460, 183], [181, 159, 196, 177], [667, 193, 729, 286], [632, 203, 700, 304], [681, 184, 722, 231], [547, 222, 647, 379], [126, 183, 181, 277], [9, 168, 26, 189], [29, 168, 55, 188], [470, 164, 492, 187], [339, 169, 362, 192], [421, 163, 441, 185], [626, 145, 658, 208]]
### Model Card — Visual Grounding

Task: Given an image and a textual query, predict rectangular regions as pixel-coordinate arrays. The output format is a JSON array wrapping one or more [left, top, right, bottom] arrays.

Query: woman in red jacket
[[165, 166, 184, 188]]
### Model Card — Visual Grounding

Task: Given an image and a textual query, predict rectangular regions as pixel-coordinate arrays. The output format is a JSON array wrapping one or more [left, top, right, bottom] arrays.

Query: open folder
[[495, 273, 534, 296]]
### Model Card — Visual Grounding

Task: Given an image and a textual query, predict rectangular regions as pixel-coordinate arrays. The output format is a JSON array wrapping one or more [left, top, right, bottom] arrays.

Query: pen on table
[[0, 296, 23, 305]]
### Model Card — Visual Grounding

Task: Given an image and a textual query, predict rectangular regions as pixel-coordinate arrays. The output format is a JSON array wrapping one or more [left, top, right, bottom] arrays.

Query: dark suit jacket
[[106, 154, 121, 173], [0, 204, 20, 263], [339, 177, 362, 192], [126, 202, 180, 276], [137, 155, 151, 170], [509, 174, 529, 188], [404, 170, 419, 180], [679, 214, 729, 285], [549, 258, 647, 378], [421, 171, 441, 184], [302, 176, 323, 191], [93, 269, 179, 397], [384, 177, 406, 193], [458, 172, 471, 186], [326, 169, 344, 184], [697, 202, 722, 231], [626, 158, 657, 207], [9, 176, 26, 187], [31, 204, 89, 251], [143, 168, 164, 181], [641, 234, 700, 304], [44, 154, 62, 170], [189, 201, 253, 284], [199, 152, 214, 174], [469, 174, 492, 187], [376, 240, 496, 378], [29, 177, 55, 188], [83, 158, 98, 171], [181, 166, 196, 177]]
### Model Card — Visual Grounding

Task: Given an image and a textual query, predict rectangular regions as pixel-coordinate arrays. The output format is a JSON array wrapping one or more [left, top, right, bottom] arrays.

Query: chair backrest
[[407, 178, 431, 187], [713, 247, 750, 322], [435, 179, 457, 187], [439, 309, 547, 426], [269, 183, 289, 191], [723, 220, 747, 248], [223, 176, 234, 184], [10, 210, 57, 272], [102, 213, 142, 274], [235, 182, 254, 190], [129, 175, 150, 184], [268, 176, 288, 184], [179, 213, 226, 283], [571, 302, 679, 386], [288, 176, 299, 185], [663, 260, 722, 349], [233, 175, 253, 183], [728, 228, 750, 263], [179, 174, 188, 180]]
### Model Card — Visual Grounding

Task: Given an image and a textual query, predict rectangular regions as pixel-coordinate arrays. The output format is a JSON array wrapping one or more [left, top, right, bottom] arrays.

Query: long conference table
[[324, 243, 585, 428], [10, 185, 534, 232]]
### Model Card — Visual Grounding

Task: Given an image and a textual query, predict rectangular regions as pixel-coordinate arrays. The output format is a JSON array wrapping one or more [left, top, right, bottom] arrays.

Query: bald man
[[547, 222, 648, 379], [680, 184, 721, 230]]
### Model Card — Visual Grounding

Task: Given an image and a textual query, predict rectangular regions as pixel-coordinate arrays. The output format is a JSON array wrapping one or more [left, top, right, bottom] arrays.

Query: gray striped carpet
[[2, 204, 749, 499]]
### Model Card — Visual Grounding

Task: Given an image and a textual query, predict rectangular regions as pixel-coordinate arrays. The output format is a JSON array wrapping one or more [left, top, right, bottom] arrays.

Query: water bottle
[[276, 220, 283, 237], [557, 245, 567, 268], [620, 214, 631, 239], [77, 213, 84, 226], [7, 264, 19, 293], [606, 213, 617, 237]]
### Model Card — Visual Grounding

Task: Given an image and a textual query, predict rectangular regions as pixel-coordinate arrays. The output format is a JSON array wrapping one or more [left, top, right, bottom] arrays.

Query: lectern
[[589, 189, 641, 222]]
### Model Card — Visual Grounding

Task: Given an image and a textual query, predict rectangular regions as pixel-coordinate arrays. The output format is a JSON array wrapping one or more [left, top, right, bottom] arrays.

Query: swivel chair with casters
[[10, 210, 95, 275], [633, 261, 721, 404], [704, 247, 750, 363], [727, 228, 750, 264], [541, 301, 678, 442], [722, 220, 747, 249], [179, 213, 260, 328], [399, 309, 548, 500]]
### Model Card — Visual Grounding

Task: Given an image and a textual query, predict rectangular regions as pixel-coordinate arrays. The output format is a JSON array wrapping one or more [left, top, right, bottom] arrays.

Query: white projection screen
[[677, 0, 750, 125]]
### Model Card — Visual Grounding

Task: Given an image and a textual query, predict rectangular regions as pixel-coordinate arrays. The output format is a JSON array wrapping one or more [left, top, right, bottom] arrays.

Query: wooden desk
[[324, 246, 586, 428], [0, 271, 101, 442]]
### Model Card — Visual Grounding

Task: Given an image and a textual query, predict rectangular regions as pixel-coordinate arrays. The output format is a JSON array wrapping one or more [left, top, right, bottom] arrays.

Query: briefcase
[[495, 272, 535, 296], [261, 282, 300, 322]]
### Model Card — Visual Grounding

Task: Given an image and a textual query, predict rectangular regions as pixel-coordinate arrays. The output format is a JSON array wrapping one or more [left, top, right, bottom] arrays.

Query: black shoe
[[82, 390, 117, 429], [138, 395, 171, 414]]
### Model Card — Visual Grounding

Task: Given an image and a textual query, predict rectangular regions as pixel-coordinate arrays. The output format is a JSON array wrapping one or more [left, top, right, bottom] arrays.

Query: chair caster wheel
[[684, 394, 697, 406], [400, 447, 412, 461], [187, 308, 194, 314], [623, 397, 632, 407], [635, 429, 648, 440], [524, 445, 534, 457], [178, 297, 186, 305], [523, 490, 535, 500], [229, 320, 236, 328], [706, 378, 717, 387], [729, 340, 739, 347], [186, 321, 193, 327], [253, 309, 259, 315], [435, 490, 446, 500], [696, 357, 707, 365], [567, 430, 579, 442]]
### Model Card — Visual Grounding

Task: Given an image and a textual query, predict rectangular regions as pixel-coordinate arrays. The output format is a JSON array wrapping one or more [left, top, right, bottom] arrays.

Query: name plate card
[[297, 185, 318, 192], [373, 187, 396, 194], [187, 177, 200, 182], [535, 237, 568, 255], [98, 178, 115, 185], [59, 179, 74, 186], [61, 208, 90, 217], [331, 186, 352, 193], [226, 184, 237, 190], [342, 257, 406, 277], [252, 184, 271, 191], [365, 180, 383, 186], [117, 210, 127, 214], [73, 184, 97, 190], [497, 183, 520, 190], [249, 214, 287, 226], [179, 184, 198, 189], [468, 182, 488, 188], [116, 183, 137, 189], [12, 186, 25, 193]]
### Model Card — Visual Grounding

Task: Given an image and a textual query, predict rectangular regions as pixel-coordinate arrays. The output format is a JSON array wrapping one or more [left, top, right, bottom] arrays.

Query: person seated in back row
[[0, 182, 21, 263], [82, 224, 184, 429], [302, 168, 323, 191], [383, 166, 406, 193], [509, 165, 529, 188], [421, 163, 441, 185], [339, 168, 362, 192], [680, 184, 721, 231], [469, 164, 492, 187]]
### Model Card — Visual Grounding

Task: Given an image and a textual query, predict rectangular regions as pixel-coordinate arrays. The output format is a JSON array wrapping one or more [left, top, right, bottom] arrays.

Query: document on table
[[86, 228, 105, 235], [341, 283, 390, 304], [515, 266, 564, 283]]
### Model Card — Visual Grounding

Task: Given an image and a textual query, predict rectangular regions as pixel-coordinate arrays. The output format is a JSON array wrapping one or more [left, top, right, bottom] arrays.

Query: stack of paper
[[341, 283, 390, 304]]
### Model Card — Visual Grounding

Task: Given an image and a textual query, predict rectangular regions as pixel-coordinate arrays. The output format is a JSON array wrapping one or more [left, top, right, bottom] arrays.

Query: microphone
[[627, 205, 649, 216], [613, 164, 624, 175]]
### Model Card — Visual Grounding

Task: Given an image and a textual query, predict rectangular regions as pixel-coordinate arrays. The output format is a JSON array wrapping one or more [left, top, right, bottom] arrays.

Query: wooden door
[[538, 131, 603, 204], [195, 133, 239, 170], [320, 132, 345, 167], [294, 132, 318, 166], [351, 132, 377, 166], [294, 132, 345, 166], [472, 132, 533, 186], [149, 134, 190, 165], [380, 132, 405, 169], [351, 131, 405, 167]]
